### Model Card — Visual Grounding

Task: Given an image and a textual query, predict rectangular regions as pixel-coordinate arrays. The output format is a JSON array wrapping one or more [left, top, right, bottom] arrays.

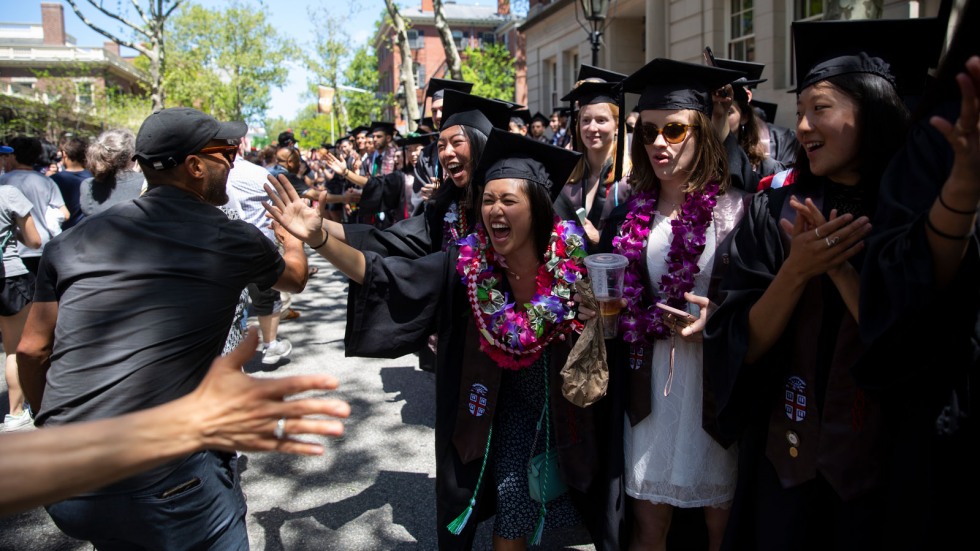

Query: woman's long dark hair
[[430, 125, 489, 220], [794, 72, 910, 211]]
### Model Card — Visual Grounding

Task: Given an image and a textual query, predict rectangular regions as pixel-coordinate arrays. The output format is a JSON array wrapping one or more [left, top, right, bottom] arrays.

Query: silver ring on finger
[[274, 417, 287, 440], [825, 236, 840, 248], [814, 227, 822, 239]]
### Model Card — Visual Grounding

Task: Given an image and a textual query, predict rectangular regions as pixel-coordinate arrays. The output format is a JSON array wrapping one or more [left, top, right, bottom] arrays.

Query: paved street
[[0, 252, 595, 550]]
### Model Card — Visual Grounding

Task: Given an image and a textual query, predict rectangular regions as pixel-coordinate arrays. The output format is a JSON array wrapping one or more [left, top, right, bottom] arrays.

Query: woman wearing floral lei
[[596, 59, 751, 551], [264, 128, 614, 550]]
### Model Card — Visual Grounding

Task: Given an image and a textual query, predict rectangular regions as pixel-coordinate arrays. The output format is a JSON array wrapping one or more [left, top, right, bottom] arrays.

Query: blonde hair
[[628, 110, 730, 194], [567, 101, 630, 185]]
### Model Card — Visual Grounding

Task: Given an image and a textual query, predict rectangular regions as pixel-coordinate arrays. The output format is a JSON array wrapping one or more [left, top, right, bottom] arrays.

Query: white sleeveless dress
[[623, 212, 738, 507]]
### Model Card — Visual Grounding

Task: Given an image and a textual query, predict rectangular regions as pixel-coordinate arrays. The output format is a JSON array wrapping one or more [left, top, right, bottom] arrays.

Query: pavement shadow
[[379, 365, 436, 429], [251, 470, 436, 550]]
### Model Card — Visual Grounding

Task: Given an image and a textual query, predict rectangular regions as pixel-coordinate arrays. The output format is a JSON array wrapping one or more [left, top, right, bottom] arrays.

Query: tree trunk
[[384, 0, 419, 132], [434, 0, 464, 81]]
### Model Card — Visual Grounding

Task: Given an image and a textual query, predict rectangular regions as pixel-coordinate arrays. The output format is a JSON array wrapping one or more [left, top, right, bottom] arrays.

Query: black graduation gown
[[767, 123, 799, 168], [553, 159, 631, 253], [357, 170, 411, 230], [703, 180, 889, 550], [344, 249, 620, 550], [857, 107, 980, 551], [414, 140, 440, 193]]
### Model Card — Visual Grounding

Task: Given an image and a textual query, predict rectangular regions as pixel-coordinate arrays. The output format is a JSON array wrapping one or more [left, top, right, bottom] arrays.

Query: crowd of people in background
[[0, 3, 977, 551]]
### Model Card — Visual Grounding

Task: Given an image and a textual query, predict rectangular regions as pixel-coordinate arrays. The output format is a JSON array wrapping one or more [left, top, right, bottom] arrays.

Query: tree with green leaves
[[64, 0, 183, 111], [342, 46, 391, 130], [164, 0, 295, 122], [461, 43, 516, 102]]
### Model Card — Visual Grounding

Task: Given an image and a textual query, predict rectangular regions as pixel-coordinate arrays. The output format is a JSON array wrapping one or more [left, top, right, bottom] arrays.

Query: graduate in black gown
[[264, 129, 625, 549], [857, 3, 979, 548], [415, 78, 475, 205], [703, 16, 947, 550], [320, 91, 512, 260]]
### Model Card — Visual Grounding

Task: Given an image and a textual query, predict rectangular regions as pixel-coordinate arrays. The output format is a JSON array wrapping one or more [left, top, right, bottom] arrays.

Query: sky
[[3, 0, 501, 121]]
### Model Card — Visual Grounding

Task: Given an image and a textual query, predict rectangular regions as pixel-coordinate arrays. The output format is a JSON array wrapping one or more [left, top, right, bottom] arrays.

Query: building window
[[416, 62, 426, 89], [728, 0, 755, 61], [795, 0, 826, 21], [8, 79, 36, 98], [545, 58, 557, 111], [76, 81, 94, 106], [480, 32, 495, 47], [452, 30, 465, 50], [407, 29, 425, 49]]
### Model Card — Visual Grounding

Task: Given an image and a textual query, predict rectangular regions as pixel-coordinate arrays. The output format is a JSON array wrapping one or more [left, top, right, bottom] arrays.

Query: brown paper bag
[[560, 278, 608, 407]]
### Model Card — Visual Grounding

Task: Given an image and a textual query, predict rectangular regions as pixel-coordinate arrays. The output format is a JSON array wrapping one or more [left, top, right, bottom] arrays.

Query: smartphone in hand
[[655, 302, 697, 327], [575, 207, 587, 227]]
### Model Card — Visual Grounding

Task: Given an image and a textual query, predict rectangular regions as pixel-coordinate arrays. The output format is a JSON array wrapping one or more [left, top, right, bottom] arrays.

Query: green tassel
[[530, 505, 546, 546], [447, 498, 475, 535], [446, 426, 493, 536]]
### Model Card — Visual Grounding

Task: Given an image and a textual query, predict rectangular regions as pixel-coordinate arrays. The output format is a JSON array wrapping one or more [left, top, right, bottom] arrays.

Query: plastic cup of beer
[[583, 253, 629, 339]]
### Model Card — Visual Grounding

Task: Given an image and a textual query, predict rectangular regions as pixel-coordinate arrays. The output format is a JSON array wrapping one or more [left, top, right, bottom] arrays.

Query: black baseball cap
[[474, 128, 582, 202], [621, 58, 745, 114], [133, 107, 247, 170], [277, 131, 296, 146], [790, 17, 946, 95]]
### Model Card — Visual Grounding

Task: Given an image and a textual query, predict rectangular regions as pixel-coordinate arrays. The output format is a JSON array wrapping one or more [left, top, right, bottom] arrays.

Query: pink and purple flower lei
[[442, 201, 468, 252], [612, 182, 719, 343], [456, 218, 586, 369]]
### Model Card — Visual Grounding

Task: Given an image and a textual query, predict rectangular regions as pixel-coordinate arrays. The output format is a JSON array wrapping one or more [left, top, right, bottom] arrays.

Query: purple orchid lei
[[612, 182, 720, 343], [442, 201, 467, 252], [456, 218, 586, 369]]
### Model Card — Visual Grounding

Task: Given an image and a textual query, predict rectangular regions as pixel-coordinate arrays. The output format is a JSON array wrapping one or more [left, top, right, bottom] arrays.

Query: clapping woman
[[264, 129, 616, 550], [703, 17, 945, 549]]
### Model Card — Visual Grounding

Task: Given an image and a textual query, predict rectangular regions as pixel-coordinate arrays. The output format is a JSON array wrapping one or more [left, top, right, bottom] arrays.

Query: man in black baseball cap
[[277, 130, 296, 148], [19, 106, 310, 549]]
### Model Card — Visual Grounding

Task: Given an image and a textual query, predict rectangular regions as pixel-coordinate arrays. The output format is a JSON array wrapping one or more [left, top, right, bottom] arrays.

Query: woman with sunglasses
[[554, 79, 631, 248], [703, 17, 943, 549], [80, 129, 146, 217], [595, 59, 750, 551], [264, 129, 616, 550]]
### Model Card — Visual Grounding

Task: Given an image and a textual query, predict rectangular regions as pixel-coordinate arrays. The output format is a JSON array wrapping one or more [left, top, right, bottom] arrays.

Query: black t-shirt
[[35, 185, 284, 430]]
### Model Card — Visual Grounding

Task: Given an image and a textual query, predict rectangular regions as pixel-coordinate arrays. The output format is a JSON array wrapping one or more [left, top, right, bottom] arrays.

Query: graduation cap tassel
[[614, 85, 626, 184], [530, 504, 546, 546], [446, 425, 494, 536]]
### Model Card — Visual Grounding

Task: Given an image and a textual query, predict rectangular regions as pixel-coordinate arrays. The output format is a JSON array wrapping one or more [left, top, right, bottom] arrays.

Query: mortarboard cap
[[561, 79, 620, 107], [474, 128, 582, 202], [425, 78, 474, 100], [576, 64, 627, 83], [621, 58, 746, 114], [440, 90, 513, 135], [513, 108, 532, 126], [530, 112, 549, 125], [712, 57, 766, 82], [552, 106, 572, 117], [350, 125, 370, 136], [321, 142, 334, 150], [750, 99, 778, 123], [395, 132, 437, 147], [369, 121, 396, 135], [791, 17, 946, 95], [416, 116, 435, 130]]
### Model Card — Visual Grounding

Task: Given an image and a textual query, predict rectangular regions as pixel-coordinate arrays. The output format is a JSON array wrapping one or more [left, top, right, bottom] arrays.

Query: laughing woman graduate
[[265, 129, 617, 550]]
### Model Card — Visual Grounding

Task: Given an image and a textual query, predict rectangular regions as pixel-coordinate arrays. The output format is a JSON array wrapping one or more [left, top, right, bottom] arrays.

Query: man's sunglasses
[[639, 123, 697, 145], [195, 145, 239, 163]]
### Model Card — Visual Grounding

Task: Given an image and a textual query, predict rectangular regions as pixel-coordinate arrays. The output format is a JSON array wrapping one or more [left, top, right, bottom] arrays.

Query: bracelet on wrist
[[309, 230, 329, 250], [925, 212, 972, 240], [937, 192, 978, 216]]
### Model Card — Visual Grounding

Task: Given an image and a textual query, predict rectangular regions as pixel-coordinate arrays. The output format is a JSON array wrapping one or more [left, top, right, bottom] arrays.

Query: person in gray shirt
[[79, 128, 145, 217]]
